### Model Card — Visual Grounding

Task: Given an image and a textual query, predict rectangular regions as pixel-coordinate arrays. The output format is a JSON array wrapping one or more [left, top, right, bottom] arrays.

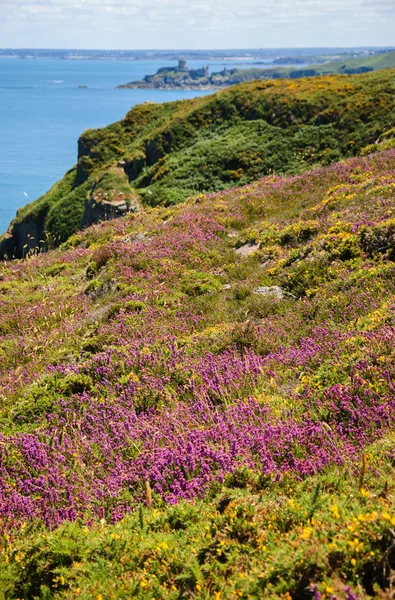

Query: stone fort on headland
[[178, 56, 210, 79]]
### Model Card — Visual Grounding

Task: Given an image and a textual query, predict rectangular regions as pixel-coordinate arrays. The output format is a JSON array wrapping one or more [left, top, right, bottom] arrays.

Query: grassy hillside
[[220, 50, 395, 83], [321, 49, 395, 73], [2, 69, 395, 256], [0, 149, 395, 597]]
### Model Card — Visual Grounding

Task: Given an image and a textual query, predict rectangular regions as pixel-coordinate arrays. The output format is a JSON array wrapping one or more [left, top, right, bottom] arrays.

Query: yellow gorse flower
[[300, 526, 313, 540]]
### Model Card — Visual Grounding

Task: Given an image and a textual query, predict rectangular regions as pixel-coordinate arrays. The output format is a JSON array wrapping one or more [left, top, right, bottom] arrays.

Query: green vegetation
[[3, 457, 395, 600], [315, 49, 395, 74], [0, 148, 395, 597], [2, 69, 395, 257], [201, 49, 395, 84], [265, 49, 395, 80]]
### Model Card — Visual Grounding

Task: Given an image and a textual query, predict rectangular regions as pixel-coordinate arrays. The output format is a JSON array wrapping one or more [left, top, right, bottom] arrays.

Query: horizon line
[[2, 45, 395, 52]]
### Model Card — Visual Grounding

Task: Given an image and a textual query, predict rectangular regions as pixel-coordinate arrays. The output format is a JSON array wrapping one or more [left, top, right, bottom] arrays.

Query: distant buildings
[[178, 56, 188, 71], [177, 57, 210, 79]]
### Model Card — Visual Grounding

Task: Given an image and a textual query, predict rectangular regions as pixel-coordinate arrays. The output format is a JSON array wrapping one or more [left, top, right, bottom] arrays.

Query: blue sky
[[1, 0, 394, 49]]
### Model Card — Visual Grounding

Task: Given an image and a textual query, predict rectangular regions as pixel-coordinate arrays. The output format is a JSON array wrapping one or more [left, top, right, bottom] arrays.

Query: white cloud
[[0, 0, 394, 48]]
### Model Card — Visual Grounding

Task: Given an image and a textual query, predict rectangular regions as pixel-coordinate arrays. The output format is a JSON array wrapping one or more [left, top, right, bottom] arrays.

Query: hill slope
[[324, 49, 395, 73], [0, 149, 395, 598], [2, 68, 395, 258]]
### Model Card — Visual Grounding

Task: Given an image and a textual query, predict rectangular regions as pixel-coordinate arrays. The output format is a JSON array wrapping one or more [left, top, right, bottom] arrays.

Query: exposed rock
[[146, 140, 161, 166], [85, 280, 115, 299], [81, 197, 135, 229], [253, 286, 284, 300], [123, 155, 146, 181], [236, 242, 260, 257], [80, 168, 140, 229], [121, 231, 150, 245], [87, 304, 113, 323], [0, 210, 47, 260]]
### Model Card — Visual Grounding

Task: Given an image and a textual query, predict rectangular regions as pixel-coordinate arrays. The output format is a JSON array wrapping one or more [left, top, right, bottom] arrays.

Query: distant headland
[[117, 50, 395, 90], [116, 56, 240, 90]]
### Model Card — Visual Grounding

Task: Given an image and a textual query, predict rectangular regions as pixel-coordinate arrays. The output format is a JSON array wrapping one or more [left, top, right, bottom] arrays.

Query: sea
[[0, 57, 260, 235]]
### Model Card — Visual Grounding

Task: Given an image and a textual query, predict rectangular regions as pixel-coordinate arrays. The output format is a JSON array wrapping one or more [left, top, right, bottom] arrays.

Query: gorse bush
[[360, 218, 395, 261]]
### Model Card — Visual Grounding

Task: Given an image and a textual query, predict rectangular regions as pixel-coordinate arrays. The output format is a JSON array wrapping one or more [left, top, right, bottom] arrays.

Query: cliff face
[[2, 69, 395, 258], [0, 213, 47, 259], [0, 201, 49, 259], [0, 168, 139, 259], [81, 167, 140, 229]]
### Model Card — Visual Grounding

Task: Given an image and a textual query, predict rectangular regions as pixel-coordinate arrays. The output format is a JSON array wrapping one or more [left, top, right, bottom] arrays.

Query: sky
[[0, 0, 394, 50]]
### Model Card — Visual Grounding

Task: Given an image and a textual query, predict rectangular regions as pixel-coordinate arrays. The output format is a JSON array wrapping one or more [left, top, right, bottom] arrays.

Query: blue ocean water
[[0, 57, 258, 234]]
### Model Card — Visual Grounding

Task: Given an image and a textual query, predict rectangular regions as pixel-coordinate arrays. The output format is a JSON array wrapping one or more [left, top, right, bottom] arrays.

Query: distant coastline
[[117, 50, 395, 91], [2, 47, 395, 62], [116, 58, 233, 90]]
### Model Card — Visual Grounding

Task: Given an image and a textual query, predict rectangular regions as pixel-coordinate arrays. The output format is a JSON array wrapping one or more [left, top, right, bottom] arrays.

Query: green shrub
[[360, 219, 395, 260], [42, 263, 68, 277], [279, 255, 329, 297], [180, 271, 222, 296], [233, 282, 252, 301], [125, 299, 146, 313], [319, 232, 362, 261], [45, 182, 89, 245], [91, 245, 114, 269], [11, 373, 93, 428], [279, 220, 320, 247]]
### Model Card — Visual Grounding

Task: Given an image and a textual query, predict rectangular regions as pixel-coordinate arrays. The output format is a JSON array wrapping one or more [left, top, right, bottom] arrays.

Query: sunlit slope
[[0, 150, 395, 597], [322, 49, 395, 73]]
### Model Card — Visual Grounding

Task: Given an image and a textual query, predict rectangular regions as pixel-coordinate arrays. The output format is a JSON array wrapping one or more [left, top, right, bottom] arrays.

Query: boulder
[[236, 242, 260, 257], [253, 286, 284, 300]]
